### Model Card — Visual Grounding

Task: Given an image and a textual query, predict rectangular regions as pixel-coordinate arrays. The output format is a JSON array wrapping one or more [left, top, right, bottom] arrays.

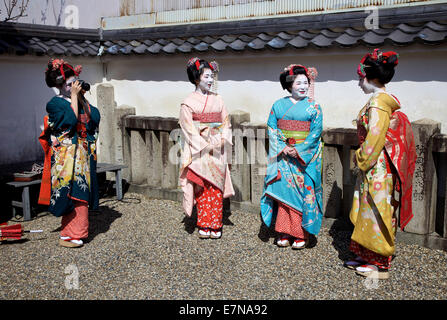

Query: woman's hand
[[70, 80, 82, 98], [283, 146, 297, 157]]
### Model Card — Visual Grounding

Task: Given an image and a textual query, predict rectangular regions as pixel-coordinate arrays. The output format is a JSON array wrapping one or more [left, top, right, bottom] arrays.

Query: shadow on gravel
[[328, 218, 354, 262], [257, 210, 277, 245], [86, 205, 123, 243]]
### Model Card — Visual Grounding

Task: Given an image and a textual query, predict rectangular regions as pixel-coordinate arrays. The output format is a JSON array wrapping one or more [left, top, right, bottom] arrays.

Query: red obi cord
[[192, 112, 221, 123], [277, 119, 311, 131]]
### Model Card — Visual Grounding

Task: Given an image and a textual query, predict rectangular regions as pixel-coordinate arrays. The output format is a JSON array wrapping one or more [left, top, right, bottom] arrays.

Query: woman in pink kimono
[[179, 58, 234, 239]]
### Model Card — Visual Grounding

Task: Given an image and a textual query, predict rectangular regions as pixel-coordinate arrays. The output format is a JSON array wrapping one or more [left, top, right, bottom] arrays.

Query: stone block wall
[[96, 84, 447, 250]]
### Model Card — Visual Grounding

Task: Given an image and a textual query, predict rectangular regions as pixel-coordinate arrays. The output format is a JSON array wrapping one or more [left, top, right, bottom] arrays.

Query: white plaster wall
[[1, 44, 446, 166], [104, 45, 447, 132], [0, 55, 102, 165]]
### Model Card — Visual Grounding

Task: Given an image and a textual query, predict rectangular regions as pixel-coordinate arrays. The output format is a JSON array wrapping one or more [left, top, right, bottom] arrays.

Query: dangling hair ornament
[[73, 65, 82, 75], [209, 61, 219, 73], [187, 57, 201, 70], [357, 48, 399, 78], [306, 67, 318, 101]]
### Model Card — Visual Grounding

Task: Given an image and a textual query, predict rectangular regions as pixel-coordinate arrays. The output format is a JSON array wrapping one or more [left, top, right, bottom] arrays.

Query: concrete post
[[248, 124, 268, 205], [230, 110, 251, 202], [405, 119, 441, 235], [146, 130, 162, 187], [96, 84, 116, 164], [130, 129, 148, 185], [114, 105, 135, 181], [160, 131, 178, 189]]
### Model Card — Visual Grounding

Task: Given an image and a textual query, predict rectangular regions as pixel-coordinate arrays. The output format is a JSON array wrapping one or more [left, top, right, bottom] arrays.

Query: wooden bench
[[96, 162, 127, 201], [6, 162, 127, 221]]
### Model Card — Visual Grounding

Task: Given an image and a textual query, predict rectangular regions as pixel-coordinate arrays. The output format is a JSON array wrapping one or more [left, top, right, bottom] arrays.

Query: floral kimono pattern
[[42, 96, 100, 217], [260, 97, 323, 236], [350, 92, 416, 262]]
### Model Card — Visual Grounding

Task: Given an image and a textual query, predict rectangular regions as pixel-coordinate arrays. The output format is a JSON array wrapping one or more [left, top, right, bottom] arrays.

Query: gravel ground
[[1, 192, 447, 300]]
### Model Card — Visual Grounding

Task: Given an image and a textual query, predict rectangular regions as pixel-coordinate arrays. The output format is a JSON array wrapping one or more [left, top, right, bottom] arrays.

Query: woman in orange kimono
[[345, 49, 416, 279], [179, 58, 234, 239]]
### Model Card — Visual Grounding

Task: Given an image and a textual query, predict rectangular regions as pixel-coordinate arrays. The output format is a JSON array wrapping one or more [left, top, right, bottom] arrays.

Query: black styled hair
[[279, 65, 310, 92], [363, 53, 398, 85], [186, 58, 214, 85], [45, 61, 76, 88]]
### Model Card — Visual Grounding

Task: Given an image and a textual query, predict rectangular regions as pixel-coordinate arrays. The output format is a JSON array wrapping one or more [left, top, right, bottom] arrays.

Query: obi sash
[[277, 119, 310, 144], [192, 112, 221, 123]]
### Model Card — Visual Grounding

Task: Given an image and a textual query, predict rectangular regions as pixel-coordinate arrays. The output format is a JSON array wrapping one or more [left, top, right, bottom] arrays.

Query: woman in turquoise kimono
[[260, 64, 323, 249], [39, 58, 100, 248]]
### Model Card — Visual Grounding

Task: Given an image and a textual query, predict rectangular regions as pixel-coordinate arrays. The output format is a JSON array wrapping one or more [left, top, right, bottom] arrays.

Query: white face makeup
[[291, 74, 309, 100], [59, 76, 76, 98], [197, 68, 214, 94], [358, 77, 378, 94]]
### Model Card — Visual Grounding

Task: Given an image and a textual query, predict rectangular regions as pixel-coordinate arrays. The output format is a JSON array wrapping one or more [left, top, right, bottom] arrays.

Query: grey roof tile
[[129, 40, 141, 47], [142, 40, 155, 46], [186, 37, 201, 45], [171, 38, 185, 45], [334, 33, 361, 46], [247, 38, 267, 50], [267, 37, 288, 49], [147, 42, 163, 53], [288, 36, 309, 48], [310, 34, 333, 47], [156, 38, 169, 46], [210, 39, 228, 51], [177, 42, 194, 53], [388, 29, 417, 44], [425, 21, 447, 31], [396, 23, 424, 33], [220, 34, 238, 43], [229, 39, 247, 51], [344, 28, 366, 37], [133, 43, 149, 54], [362, 30, 388, 45], [194, 42, 209, 51], [201, 36, 216, 44], [162, 42, 178, 54], [257, 33, 274, 41], [298, 30, 318, 39], [418, 27, 447, 42], [277, 32, 294, 40], [238, 34, 255, 42], [1, 3, 447, 57]]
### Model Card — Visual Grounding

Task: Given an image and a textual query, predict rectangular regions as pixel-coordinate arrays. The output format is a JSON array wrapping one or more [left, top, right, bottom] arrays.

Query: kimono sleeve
[[179, 103, 212, 156], [293, 103, 323, 165], [267, 102, 288, 159], [355, 105, 390, 172], [219, 97, 233, 145], [46, 98, 78, 131]]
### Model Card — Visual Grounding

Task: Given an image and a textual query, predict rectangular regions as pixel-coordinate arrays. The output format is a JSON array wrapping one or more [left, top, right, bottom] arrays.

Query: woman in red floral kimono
[[179, 58, 234, 239], [345, 49, 416, 279]]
